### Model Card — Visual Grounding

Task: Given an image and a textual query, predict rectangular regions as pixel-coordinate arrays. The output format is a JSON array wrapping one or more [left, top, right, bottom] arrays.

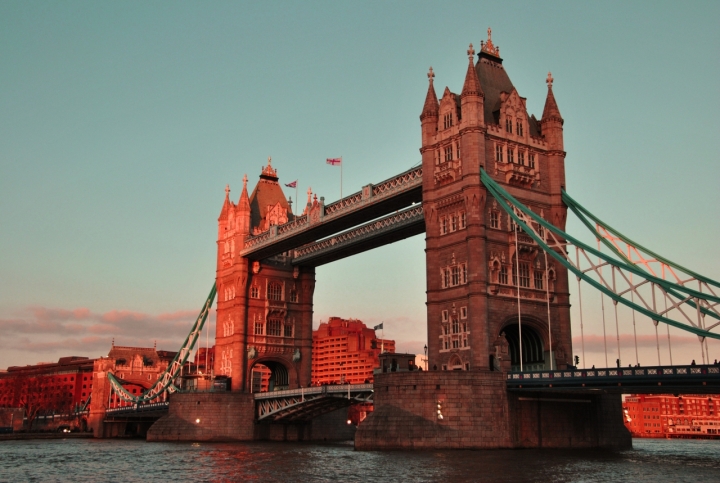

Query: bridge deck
[[506, 365, 720, 394]]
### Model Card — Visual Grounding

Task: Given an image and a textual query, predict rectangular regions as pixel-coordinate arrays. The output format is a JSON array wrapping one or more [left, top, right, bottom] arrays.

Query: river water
[[0, 438, 718, 482]]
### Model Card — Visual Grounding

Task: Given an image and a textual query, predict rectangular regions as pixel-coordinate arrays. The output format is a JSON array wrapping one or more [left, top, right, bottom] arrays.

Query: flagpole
[[295, 183, 298, 216], [340, 156, 343, 199], [381, 323, 384, 354]]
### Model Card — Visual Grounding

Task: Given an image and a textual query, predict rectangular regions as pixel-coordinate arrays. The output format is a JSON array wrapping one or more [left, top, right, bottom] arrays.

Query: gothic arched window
[[267, 282, 283, 301]]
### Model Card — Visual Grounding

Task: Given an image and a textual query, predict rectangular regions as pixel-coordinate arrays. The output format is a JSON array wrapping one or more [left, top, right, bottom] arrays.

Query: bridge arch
[[248, 357, 297, 393], [499, 317, 548, 371]]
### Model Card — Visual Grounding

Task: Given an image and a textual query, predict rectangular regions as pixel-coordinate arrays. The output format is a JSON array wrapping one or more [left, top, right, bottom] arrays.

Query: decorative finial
[[467, 43, 475, 60], [112, 337, 115, 347], [307, 187, 312, 203], [267, 156, 272, 166], [225, 184, 230, 197], [546, 72, 554, 88], [242, 174, 248, 188], [427, 67, 434, 82], [480, 27, 500, 57]]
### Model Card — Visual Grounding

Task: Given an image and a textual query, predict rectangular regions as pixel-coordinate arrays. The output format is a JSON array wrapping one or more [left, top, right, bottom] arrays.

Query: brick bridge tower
[[421, 29, 572, 373], [214, 158, 315, 392]]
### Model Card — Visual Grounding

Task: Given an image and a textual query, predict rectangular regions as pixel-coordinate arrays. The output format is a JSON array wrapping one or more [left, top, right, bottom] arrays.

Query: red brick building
[[623, 394, 720, 438], [311, 317, 394, 385], [0, 356, 96, 427]]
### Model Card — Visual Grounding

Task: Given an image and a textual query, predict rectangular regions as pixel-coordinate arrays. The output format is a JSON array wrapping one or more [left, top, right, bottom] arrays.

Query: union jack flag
[[285, 180, 297, 188]]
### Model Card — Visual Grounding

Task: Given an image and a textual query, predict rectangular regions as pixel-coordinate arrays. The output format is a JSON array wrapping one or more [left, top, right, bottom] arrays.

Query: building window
[[451, 266, 460, 286], [460, 212, 466, 229], [443, 112, 453, 129], [452, 318, 460, 334], [495, 144, 503, 163], [516, 120, 523, 137], [518, 150, 525, 166], [251, 286, 259, 299], [461, 263, 467, 284], [514, 262, 530, 288], [456, 142, 461, 160], [451, 215, 458, 232], [490, 211, 499, 229], [529, 153, 536, 169], [441, 217, 448, 235], [499, 266, 508, 284], [452, 339, 460, 349], [508, 148, 514, 164], [267, 282, 282, 301], [534, 271, 544, 290], [505, 118, 512, 133], [284, 322, 293, 337], [267, 319, 282, 336], [460, 306, 467, 319], [290, 289, 298, 303], [442, 310, 449, 322], [444, 145, 453, 162], [254, 321, 264, 335]]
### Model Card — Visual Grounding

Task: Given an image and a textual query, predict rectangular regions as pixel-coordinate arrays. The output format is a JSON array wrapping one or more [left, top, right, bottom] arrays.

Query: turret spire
[[541, 71, 563, 123], [238, 174, 250, 211], [461, 43, 483, 98], [420, 67, 439, 120]]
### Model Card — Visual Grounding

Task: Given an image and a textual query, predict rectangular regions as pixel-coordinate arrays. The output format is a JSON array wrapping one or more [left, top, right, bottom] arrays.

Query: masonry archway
[[500, 320, 546, 371], [249, 359, 293, 393]]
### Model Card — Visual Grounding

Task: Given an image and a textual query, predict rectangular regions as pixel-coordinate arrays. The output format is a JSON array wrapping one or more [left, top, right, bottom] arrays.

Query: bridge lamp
[[195, 418, 201, 424], [346, 419, 352, 425], [437, 400, 443, 420]]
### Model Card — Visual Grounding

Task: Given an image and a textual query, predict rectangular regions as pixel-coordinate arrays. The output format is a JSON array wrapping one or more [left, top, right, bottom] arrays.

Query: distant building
[[0, 356, 95, 416], [623, 394, 720, 438], [311, 317, 394, 385]]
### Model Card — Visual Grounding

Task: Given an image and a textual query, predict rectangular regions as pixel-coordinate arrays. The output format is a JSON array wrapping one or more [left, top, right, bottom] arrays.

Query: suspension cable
[[514, 223, 523, 372], [665, 296, 673, 365], [612, 267, 622, 366], [545, 248, 553, 370], [598, 241, 609, 367], [575, 247, 586, 369]]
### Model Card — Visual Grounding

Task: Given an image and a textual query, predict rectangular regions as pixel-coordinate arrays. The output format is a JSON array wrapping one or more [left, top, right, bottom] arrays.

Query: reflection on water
[[0, 438, 719, 483]]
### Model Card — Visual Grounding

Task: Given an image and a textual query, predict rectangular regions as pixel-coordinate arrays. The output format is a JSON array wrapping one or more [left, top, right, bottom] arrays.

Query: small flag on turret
[[326, 157, 342, 166], [374, 323, 383, 330], [285, 180, 297, 188]]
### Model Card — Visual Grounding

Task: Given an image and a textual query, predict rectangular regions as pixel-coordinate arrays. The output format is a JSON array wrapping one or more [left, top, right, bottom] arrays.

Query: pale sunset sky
[[1, 1, 718, 369]]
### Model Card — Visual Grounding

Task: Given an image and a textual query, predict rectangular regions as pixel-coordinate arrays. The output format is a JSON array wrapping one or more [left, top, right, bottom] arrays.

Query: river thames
[[1, 438, 719, 482]]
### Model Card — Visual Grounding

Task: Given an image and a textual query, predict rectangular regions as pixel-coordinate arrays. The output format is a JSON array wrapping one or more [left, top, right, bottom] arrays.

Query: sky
[[1, 1, 718, 370]]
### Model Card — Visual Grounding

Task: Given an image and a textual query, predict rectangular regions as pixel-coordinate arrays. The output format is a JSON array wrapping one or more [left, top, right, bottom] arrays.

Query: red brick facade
[[420, 31, 572, 373], [623, 394, 720, 438], [312, 317, 394, 385]]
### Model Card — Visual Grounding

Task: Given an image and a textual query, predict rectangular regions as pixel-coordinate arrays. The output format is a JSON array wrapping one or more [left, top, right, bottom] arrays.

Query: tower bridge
[[88, 29, 719, 449]]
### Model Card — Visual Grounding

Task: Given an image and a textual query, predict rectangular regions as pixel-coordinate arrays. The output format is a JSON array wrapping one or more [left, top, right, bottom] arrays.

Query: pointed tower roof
[[248, 157, 293, 230], [541, 72, 563, 124], [461, 44, 483, 98], [238, 174, 250, 211], [218, 184, 232, 220], [474, 28, 515, 124], [420, 67, 439, 120]]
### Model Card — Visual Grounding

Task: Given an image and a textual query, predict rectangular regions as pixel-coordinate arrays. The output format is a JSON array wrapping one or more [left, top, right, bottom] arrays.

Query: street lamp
[[424, 344, 428, 371]]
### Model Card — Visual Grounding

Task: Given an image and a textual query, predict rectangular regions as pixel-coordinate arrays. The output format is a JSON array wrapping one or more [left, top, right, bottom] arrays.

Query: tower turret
[[420, 67, 439, 147], [237, 174, 251, 237], [460, 44, 484, 127], [540, 72, 564, 152]]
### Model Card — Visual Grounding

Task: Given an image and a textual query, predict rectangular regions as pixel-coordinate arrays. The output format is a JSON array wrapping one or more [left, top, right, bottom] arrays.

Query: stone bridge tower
[[421, 30, 572, 373], [214, 158, 314, 392]]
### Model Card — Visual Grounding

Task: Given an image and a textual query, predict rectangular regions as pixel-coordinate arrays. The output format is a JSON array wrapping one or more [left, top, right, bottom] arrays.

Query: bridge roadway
[[240, 166, 423, 262], [506, 364, 720, 394], [104, 366, 719, 423]]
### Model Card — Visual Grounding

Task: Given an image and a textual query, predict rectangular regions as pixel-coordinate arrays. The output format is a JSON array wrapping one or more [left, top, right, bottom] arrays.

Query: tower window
[[461, 263, 467, 284], [442, 310, 449, 322], [443, 112, 454, 129], [505, 118, 512, 133], [267, 319, 282, 336], [499, 266, 508, 284], [451, 215, 458, 232], [452, 318, 460, 334], [456, 142, 461, 159], [518, 151, 525, 166], [460, 212, 466, 229], [490, 211, 499, 229], [460, 306, 467, 319], [444, 145, 453, 162], [290, 289, 298, 303], [254, 321, 264, 335], [514, 263, 530, 288], [508, 148, 514, 164], [251, 286, 259, 299], [516, 120, 524, 136], [284, 322, 293, 337], [267, 282, 283, 301], [441, 217, 448, 235], [534, 271, 544, 290], [529, 153, 536, 169], [495, 144, 503, 163]]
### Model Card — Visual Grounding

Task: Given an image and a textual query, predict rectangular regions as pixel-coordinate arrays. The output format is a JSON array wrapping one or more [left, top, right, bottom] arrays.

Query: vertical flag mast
[[326, 157, 343, 199], [284, 180, 299, 216]]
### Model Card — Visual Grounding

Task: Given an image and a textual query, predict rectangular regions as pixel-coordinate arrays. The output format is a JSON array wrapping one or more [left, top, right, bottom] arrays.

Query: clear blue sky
[[1, 1, 718, 369]]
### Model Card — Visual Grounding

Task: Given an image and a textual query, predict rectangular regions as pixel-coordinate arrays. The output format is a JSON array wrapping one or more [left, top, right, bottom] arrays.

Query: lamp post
[[424, 344, 428, 371]]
